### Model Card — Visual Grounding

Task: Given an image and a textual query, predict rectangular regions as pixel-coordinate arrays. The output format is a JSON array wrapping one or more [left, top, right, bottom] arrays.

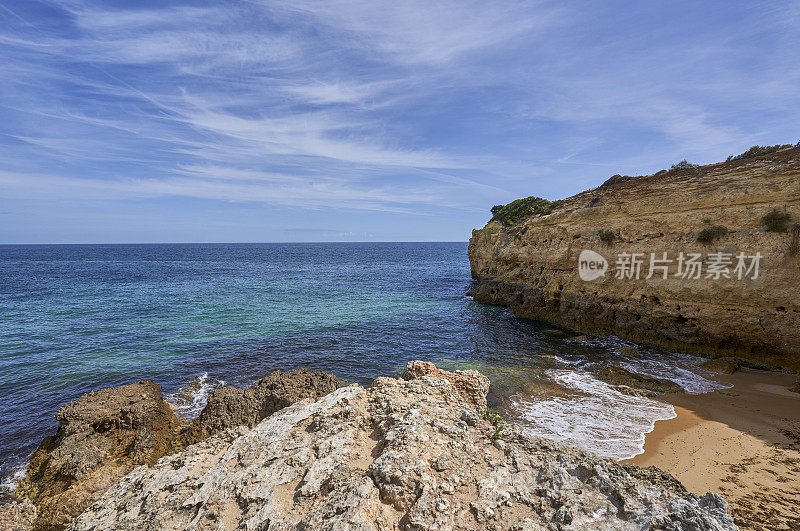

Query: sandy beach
[[623, 368, 800, 530]]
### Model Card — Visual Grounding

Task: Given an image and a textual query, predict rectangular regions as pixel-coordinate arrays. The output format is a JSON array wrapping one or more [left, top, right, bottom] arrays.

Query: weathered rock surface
[[468, 149, 800, 371], [180, 369, 340, 446], [0, 498, 37, 530], [15, 381, 184, 529], [597, 366, 686, 397], [70, 367, 734, 530], [698, 357, 741, 374], [401, 360, 491, 411], [14, 369, 340, 529]]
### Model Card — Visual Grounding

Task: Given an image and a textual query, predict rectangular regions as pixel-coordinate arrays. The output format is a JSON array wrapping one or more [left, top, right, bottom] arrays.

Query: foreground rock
[[597, 366, 685, 397], [70, 365, 734, 530], [468, 148, 800, 371], [15, 381, 183, 529], [14, 370, 340, 529], [180, 369, 339, 446], [698, 357, 741, 374], [401, 360, 490, 411], [0, 498, 37, 530]]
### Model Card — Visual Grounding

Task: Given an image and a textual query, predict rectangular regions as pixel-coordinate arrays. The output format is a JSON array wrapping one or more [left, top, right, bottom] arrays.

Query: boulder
[[16, 381, 183, 529], [180, 369, 340, 445], [598, 366, 685, 396], [69, 369, 735, 530], [699, 357, 741, 374], [401, 360, 490, 410]]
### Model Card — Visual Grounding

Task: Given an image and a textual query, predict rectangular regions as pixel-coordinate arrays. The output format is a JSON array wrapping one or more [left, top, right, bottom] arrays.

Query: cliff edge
[[469, 147, 800, 371]]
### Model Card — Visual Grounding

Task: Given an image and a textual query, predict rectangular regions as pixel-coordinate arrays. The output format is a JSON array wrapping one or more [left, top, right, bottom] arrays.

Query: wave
[[511, 369, 677, 461], [165, 373, 225, 419]]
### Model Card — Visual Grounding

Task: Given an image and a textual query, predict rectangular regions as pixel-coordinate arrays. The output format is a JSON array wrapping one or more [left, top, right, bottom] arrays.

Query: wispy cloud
[[1, 0, 799, 242]]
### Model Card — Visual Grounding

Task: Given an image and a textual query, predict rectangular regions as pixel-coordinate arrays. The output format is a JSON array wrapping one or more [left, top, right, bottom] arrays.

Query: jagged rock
[[401, 360, 490, 410], [699, 357, 741, 374], [468, 150, 800, 371], [16, 381, 184, 529], [0, 498, 37, 530], [69, 370, 735, 530], [597, 366, 685, 395], [180, 369, 340, 446]]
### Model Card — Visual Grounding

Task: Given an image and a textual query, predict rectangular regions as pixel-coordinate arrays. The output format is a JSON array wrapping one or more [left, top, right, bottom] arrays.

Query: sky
[[1, 0, 798, 243]]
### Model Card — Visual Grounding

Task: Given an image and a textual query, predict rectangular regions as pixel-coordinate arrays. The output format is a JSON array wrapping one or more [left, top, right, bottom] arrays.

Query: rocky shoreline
[[468, 148, 800, 371], [1, 362, 736, 530]]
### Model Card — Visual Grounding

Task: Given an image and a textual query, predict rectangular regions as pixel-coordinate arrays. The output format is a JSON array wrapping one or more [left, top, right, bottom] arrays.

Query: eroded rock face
[[401, 360, 490, 410], [69, 371, 735, 530], [16, 381, 183, 529], [180, 369, 340, 446], [468, 150, 800, 371]]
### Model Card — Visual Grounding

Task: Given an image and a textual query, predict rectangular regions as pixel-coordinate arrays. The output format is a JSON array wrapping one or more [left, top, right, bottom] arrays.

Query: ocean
[[0, 242, 727, 488]]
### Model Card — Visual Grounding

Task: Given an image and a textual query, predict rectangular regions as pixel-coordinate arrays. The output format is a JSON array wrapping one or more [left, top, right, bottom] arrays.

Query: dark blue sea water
[[0, 243, 726, 486]]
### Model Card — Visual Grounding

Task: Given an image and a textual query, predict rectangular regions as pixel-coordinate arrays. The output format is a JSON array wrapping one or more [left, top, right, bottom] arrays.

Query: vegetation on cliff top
[[490, 197, 563, 226], [727, 143, 799, 162]]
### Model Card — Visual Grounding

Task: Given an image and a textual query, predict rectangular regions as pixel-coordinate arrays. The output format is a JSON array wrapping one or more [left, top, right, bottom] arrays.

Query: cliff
[[468, 147, 800, 371], [67, 364, 734, 530]]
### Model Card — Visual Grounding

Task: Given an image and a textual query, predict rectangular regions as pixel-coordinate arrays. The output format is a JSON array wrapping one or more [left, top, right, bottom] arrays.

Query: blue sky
[[1, 0, 798, 243]]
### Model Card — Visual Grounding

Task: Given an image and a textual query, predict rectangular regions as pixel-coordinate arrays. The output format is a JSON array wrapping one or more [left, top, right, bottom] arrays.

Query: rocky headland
[[1, 363, 736, 530], [468, 146, 800, 371]]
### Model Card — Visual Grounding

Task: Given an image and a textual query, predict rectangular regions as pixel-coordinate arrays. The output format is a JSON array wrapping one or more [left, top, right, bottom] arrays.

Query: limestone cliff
[[468, 148, 800, 371]]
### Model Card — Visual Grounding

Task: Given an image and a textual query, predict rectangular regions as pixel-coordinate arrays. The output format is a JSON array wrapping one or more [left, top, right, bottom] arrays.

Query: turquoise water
[[0, 242, 726, 485]]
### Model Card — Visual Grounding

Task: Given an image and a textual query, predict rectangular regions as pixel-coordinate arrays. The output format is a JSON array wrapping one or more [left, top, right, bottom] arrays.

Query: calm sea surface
[[0, 242, 727, 486]]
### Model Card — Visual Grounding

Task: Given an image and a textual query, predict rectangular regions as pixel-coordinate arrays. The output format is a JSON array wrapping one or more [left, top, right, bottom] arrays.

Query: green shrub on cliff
[[726, 144, 796, 162], [490, 197, 562, 226], [598, 229, 615, 245], [763, 208, 791, 232], [697, 225, 728, 244], [669, 160, 700, 171]]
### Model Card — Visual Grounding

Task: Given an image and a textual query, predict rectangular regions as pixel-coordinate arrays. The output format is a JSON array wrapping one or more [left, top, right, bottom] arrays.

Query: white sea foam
[[619, 355, 732, 394], [166, 372, 225, 419], [0, 462, 27, 493], [511, 369, 677, 461]]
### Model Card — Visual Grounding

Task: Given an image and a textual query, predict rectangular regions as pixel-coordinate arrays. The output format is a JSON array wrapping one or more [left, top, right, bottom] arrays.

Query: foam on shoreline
[[512, 369, 678, 461]]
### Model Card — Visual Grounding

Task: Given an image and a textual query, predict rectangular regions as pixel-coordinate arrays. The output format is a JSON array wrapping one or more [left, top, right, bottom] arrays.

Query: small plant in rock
[[588, 196, 602, 207], [697, 225, 728, 244], [482, 407, 505, 441], [598, 229, 615, 245], [763, 208, 791, 232]]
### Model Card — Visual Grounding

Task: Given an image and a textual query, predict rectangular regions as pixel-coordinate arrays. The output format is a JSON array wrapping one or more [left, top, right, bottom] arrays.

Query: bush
[[697, 225, 728, 244], [726, 144, 795, 162], [598, 229, 615, 245], [588, 196, 602, 207], [490, 197, 562, 226], [490, 205, 504, 215], [763, 208, 791, 232], [669, 160, 700, 171]]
